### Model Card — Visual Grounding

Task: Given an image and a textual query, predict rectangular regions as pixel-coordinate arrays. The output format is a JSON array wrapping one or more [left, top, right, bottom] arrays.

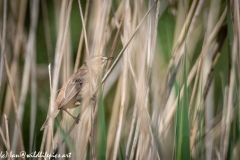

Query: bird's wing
[[58, 68, 87, 108]]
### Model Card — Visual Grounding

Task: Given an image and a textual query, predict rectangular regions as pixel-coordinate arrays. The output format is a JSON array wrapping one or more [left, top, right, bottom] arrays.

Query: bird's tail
[[40, 109, 60, 131]]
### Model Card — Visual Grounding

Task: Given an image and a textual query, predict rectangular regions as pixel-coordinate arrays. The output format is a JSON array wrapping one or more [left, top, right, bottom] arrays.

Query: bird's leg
[[90, 94, 97, 111], [63, 109, 80, 124]]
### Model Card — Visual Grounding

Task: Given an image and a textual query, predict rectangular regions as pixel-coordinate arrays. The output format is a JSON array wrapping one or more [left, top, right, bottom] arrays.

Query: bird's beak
[[103, 56, 114, 61]]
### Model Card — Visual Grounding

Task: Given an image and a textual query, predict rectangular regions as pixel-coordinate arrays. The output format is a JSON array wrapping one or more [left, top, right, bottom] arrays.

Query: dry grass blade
[[38, 128, 47, 160], [112, 0, 131, 158], [159, 7, 227, 136], [90, 95, 97, 160], [102, 1, 157, 84], [163, 59, 181, 109], [74, 0, 91, 72], [203, 25, 227, 102], [130, 117, 140, 160], [125, 101, 137, 159], [4, 115, 12, 160], [204, 4, 222, 158], [39, 64, 52, 155], [125, 49, 139, 158], [30, 18, 38, 154], [0, 127, 8, 153], [223, 1, 239, 157], [189, 60, 201, 109], [4, 55, 25, 156], [12, 0, 39, 153], [0, 0, 7, 94], [46, 0, 73, 153], [173, 0, 198, 52], [147, 0, 161, 82], [190, 24, 227, 152], [103, 15, 124, 85], [1, 1, 238, 159], [2, 0, 27, 120], [77, 0, 90, 58]]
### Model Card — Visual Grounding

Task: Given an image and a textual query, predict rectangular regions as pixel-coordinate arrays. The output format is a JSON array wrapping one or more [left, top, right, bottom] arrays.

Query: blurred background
[[0, 0, 239, 159]]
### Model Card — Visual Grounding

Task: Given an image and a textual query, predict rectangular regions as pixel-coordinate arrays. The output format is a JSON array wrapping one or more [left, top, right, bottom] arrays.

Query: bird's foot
[[75, 114, 81, 124]]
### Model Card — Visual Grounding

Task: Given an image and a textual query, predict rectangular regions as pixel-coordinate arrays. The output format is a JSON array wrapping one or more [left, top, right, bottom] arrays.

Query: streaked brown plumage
[[40, 56, 112, 131]]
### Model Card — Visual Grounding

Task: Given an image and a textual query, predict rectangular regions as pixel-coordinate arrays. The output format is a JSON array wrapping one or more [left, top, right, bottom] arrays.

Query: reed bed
[[0, 0, 239, 159]]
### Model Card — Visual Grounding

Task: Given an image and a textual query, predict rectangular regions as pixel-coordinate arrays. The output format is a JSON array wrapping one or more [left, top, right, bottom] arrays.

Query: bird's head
[[86, 56, 113, 73], [101, 56, 113, 68]]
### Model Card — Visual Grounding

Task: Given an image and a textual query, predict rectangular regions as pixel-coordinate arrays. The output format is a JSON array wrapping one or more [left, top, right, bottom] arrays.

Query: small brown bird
[[40, 56, 112, 131]]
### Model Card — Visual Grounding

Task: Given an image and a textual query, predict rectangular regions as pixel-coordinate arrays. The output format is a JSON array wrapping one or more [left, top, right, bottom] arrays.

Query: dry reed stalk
[[147, 0, 161, 84], [73, 0, 112, 158], [0, 0, 7, 94], [38, 125, 47, 160], [125, 100, 137, 159], [106, 77, 122, 159], [45, 1, 68, 154], [4, 55, 25, 157], [112, 0, 131, 159], [124, 29, 140, 158], [203, 1, 221, 159], [173, 0, 198, 53], [77, 0, 90, 58], [90, 1, 112, 57], [71, 1, 157, 158], [4, 115, 11, 160], [59, 3, 73, 154], [159, 0, 205, 136], [72, 108, 91, 158], [0, 1, 235, 160], [220, 87, 228, 158], [2, 0, 27, 120], [126, 37, 142, 160], [172, 0, 190, 48], [138, 0, 162, 159], [79, 1, 111, 159], [189, 60, 201, 110], [103, 15, 123, 90], [192, 120, 222, 158], [190, 25, 227, 153], [199, 110, 228, 151], [171, 0, 204, 69], [39, 64, 52, 159], [30, 49, 37, 150], [130, 117, 140, 160], [109, 0, 159, 159], [223, 0, 239, 157], [124, 0, 158, 158], [45, 0, 73, 153], [11, 0, 39, 153], [102, 8, 124, 96], [167, 0, 201, 74], [74, 0, 90, 72], [0, 127, 8, 154], [101, 1, 157, 84], [77, 1, 95, 158], [159, 7, 227, 136]]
